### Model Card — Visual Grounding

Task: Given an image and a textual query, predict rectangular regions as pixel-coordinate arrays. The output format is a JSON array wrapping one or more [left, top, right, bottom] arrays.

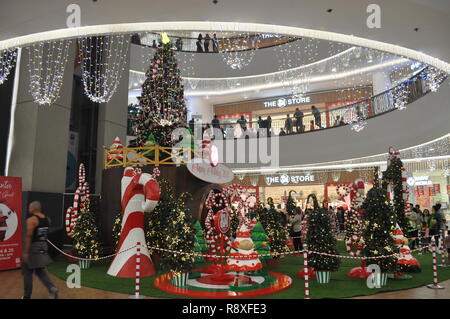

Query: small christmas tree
[[72, 199, 100, 260], [194, 220, 208, 263], [112, 211, 122, 251], [285, 190, 297, 216], [362, 183, 398, 273], [257, 198, 290, 258], [251, 222, 271, 259], [135, 33, 188, 147], [146, 179, 196, 273], [306, 194, 340, 272]]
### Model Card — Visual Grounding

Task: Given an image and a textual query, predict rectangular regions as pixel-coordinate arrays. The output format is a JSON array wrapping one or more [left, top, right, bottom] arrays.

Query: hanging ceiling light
[[28, 40, 72, 105], [0, 48, 17, 85], [79, 34, 130, 103], [219, 32, 260, 70]]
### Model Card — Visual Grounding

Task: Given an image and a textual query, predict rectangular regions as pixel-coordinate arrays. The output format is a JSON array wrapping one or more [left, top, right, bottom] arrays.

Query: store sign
[[407, 176, 432, 186], [263, 96, 311, 108], [265, 173, 315, 186], [187, 161, 234, 184], [0, 177, 22, 271]]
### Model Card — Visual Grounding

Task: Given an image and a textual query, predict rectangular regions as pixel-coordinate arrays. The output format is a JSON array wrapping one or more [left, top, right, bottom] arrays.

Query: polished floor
[[0, 269, 449, 299]]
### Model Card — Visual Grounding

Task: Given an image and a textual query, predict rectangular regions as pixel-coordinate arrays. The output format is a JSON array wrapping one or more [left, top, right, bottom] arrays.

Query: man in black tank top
[[22, 201, 58, 299]]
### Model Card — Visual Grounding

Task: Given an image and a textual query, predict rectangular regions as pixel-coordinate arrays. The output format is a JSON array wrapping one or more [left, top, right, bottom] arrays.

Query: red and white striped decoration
[[107, 167, 160, 278], [439, 231, 447, 266], [65, 164, 90, 237], [427, 237, 444, 289], [135, 242, 141, 298], [303, 244, 310, 299]]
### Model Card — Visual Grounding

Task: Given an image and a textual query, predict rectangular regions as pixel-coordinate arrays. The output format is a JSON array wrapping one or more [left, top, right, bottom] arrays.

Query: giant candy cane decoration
[[65, 164, 91, 237], [107, 167, 160, 278]]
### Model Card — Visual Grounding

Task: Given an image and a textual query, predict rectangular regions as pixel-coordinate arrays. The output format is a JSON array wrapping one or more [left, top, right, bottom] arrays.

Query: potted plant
[[305, 194, 340, 284]]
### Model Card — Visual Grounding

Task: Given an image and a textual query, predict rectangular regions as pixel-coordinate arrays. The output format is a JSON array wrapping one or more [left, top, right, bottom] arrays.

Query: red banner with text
[[0, 177, 22, 270]]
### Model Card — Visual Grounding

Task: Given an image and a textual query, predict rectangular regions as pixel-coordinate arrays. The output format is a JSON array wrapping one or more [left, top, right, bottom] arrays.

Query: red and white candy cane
[[65, 164, 90, 237], [303, 243, 310, 299], [427, 236, 444, 289]]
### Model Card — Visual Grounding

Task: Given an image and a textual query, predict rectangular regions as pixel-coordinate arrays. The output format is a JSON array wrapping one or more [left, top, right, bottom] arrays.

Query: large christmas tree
[[305, 194, 340, 272], [362, 180, 398, 273], [135, 33, 188, 147], [257, 199, 290, 258], [72, 199, 100, 259], [285, 190, 297, 216], [145, 179, 196, 273]]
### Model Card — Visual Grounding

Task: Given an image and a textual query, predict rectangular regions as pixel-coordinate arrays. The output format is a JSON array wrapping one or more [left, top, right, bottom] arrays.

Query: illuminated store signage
[[263, 96, 311, 108], [407, 176, 432, 186], [265, 173, 315, 186]]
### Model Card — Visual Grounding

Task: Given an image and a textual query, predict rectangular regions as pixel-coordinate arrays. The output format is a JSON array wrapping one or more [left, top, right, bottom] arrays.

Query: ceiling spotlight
[[213, 0, 218, 4], [414, 27, 419, 32], [327, 9, 333, 13]]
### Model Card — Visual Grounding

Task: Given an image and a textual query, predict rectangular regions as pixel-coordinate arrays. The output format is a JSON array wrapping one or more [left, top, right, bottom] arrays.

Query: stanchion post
[[130, 242, 143, 299], [427, 236, 444, 289], [438, 228, 449, 267], [303, 243, 310, 299]]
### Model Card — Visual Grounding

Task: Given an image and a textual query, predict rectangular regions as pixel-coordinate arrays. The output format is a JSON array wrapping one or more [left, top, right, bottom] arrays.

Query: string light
[[28, 40, 71, 105], [79, 34, 130, 103], [392, 82, 409, 110], [219, 31, 260, 70], [0, 48, 17, 85]]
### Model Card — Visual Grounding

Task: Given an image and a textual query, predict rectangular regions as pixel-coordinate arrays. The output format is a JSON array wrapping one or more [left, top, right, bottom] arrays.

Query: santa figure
[[227, 223, 262, 285], [0, 211, 9, 242]]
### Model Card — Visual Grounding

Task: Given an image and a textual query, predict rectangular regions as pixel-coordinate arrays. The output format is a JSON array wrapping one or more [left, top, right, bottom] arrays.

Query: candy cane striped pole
[[130, 242, 143, 299], [438, 229, 448, 267], [427, 237, 444, 289], [303, 243, 310, 299]]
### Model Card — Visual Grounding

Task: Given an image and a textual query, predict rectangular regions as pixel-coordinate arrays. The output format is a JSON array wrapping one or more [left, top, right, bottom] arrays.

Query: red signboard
[[433, 184, 441, 194], [0, 177, 22, 270]]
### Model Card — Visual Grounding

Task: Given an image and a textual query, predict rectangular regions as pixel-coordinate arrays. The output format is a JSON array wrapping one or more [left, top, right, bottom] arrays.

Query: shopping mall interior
[[0, 0, 449, 306]]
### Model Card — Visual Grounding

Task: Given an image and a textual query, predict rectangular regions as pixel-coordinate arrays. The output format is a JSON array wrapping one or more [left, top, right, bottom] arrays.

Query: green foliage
[[361, 185, 398, 273], [193, 221, 208, 263], [256, 199, 290, 258], [306, 194, 340, 272], [72, 200, 100, 259], [382, 157, 408, 231], [112, 211, 122, 251], [145, 179, 196, 273], [135, 41, 187, 147], [251, 222, 271, 259]]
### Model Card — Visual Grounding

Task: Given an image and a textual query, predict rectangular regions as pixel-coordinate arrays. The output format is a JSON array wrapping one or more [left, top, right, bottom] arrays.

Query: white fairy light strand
[[0, 48, 17, 85], [79, 34, 130, 103], [28, 40, 71, 105]]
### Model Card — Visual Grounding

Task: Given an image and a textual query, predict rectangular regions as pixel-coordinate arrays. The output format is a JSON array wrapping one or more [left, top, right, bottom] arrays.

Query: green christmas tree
[[193, 220, 208, 263], [306, 194, 340, 272], [251, 222, 271, 259], [285, 190, 297, 216], [111, 211, 122, 251], [382, 157, 408, 231], [362, 181, 398, 273], [72, 199, 100, 259], [145, 179, 196, 273], [135, 34, 188, 147], [257, 198, 290, 258]]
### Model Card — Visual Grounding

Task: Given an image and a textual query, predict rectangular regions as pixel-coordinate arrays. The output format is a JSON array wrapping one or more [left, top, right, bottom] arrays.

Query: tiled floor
[[1, 269, 449, 299]]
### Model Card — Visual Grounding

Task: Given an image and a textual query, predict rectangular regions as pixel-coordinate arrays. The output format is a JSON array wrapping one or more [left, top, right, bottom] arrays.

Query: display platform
[[153, 269, 292, 298]]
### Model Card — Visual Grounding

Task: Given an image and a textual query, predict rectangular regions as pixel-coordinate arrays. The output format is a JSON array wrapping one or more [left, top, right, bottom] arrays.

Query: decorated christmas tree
[[72, 199, 100, 260], [361, 181, 398, 273], [111, 211, 122, 251], [257, 198, 290, 258], [285, 190, 297, 216], [145, 179, 196, 273], [194, 220, 208, 263], [251, 222, 271, 259], [306, 194, 340, 272], [135, 33, 188, 147]]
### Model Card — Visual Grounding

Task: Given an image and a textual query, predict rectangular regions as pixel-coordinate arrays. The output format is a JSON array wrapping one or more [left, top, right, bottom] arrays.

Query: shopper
[[211, 115, 220, 129], [196, 34, 204, 53], [284, 114, 293, 134], [237, 115, 247, 132], [334, 116, 341, 127], [279, 128, 286, 136], [212, 33, 219, 53], [288, 207, 303, 254], [311, 105, 321, 128], [328, 206, 338, 235], [204, 33, 211, 52], [294, 108, 304, 133], [413, 204, 423, 226], [407, 205, 419, 249], [266, 116, 272, 136], [309, 120, 315, 131], [22, 201, 58, 299], [337, 207, 345, 233], [434, 203, 445, 236]]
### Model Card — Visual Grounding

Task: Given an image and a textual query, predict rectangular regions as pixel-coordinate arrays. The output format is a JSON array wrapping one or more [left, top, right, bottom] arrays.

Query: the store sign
[[407, 176, 432, 186], [0, 177, 22, 271], [265, 173, 315, 186], [263, 96, 311, 108]]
